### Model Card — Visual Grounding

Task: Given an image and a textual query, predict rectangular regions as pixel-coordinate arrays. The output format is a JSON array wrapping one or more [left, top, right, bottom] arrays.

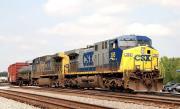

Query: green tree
[[160, 57, 180, 84]]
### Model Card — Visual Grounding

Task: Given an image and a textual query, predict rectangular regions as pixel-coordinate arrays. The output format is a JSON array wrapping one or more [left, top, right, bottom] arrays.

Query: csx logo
[[134, 55, 151, 61], [83, 52, 94, 66]]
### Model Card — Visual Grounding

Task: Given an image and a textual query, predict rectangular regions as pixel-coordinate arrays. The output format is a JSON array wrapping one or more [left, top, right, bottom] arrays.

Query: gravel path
[[0, 97, 40, 109], [3, 88, 167, 109]]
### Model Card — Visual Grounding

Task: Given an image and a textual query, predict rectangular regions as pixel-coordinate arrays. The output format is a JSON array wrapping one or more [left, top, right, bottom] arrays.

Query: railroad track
[[18, 86, 180, 97], [0, 89, 110, 109], [10, 86, 180, 108]]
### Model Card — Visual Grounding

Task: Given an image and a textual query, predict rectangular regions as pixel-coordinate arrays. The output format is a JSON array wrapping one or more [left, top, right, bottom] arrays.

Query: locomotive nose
[[121, 45, 162, 91]]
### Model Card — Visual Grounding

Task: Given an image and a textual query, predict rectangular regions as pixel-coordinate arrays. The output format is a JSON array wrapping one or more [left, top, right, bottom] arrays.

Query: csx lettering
[[134, 55, 151, 61]]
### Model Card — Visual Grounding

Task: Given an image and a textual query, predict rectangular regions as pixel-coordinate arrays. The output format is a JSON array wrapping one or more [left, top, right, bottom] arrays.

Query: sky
[[0, 0, 180, 71]]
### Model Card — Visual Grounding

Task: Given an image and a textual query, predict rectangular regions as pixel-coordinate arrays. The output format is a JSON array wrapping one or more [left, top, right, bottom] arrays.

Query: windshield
[[136, 36, 152, 46], [137, 40, 152, 46]]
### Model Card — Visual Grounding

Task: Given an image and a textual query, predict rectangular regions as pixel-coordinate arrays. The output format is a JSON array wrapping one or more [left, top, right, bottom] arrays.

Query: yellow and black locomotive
[[30, 35, 163, 91]]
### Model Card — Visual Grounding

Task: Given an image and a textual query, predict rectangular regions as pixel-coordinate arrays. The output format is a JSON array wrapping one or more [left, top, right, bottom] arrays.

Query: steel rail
[[0, 89, 111, 109]]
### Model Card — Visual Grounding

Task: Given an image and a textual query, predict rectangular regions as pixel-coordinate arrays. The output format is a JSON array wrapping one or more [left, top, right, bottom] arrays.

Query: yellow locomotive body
[[119, 46, 163, 91]]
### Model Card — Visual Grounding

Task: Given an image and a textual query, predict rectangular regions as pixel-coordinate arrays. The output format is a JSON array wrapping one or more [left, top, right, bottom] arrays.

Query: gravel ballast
[[0, 96, 40, 109], [2, 88, 167, 109]]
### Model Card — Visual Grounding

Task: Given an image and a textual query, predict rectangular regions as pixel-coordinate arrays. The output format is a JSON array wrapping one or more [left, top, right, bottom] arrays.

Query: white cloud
[[46, 14, 125, 36], [43, 0, 87, 17], [43, 0, 180, 18], [44, 22, 173, 46], [0, 35, 23, 43], [0, 35, 48, 51], [154, 0, 180, 8], [41, 0, 180, 56], [40, 14, 127, 49], [43, 0, 131, 18], [97, 4, 130, 15], [123, 23, 172, 37], [42, 0, 175, 40]]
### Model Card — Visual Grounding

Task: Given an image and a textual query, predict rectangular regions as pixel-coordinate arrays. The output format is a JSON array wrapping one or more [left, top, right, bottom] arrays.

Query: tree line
[[160, 57, 180, 84], [0, 72, 8, 77]]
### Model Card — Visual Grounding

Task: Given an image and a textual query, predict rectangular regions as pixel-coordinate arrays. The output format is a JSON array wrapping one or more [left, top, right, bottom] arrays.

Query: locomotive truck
[[29, 35, 163, 91]]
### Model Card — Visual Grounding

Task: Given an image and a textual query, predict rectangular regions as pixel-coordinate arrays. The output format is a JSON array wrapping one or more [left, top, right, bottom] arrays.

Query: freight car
[[17, 65, 32, 86], [8, 62, 29, 84], [31, 35, 163, 91]]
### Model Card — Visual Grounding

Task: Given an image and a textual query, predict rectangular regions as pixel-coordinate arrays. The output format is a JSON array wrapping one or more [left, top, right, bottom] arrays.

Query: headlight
[[136, 65, 140, 70], [154, 66, 158, 70]]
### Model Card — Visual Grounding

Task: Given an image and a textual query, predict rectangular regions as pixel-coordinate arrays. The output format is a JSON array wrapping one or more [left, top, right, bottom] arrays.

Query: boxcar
[[8, 62, 29, 84]]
